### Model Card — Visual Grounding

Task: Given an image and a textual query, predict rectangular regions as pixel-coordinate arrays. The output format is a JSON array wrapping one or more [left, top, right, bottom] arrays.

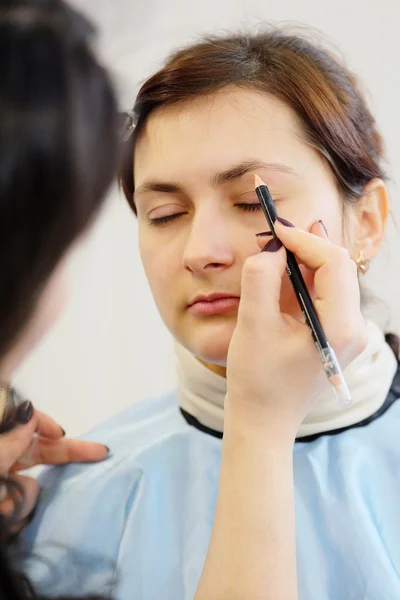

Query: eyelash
[[234, 203, 263, 213], [148, 212, 186, 227], [148, 203, 263, 227]]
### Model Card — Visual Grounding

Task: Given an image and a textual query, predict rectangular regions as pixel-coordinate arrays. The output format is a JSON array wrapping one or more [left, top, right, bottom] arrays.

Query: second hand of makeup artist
[[194, 219, 367, 600], [0, 409, 109, 536]]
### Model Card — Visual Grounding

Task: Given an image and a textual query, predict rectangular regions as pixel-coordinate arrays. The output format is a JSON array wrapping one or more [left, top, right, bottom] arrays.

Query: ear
[[351, 178, 390, 261]]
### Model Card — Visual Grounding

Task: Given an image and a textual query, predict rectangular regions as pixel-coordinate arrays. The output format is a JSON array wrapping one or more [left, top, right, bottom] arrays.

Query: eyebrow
[[133, 160, 298, 200], [211, 160, 298, 186]]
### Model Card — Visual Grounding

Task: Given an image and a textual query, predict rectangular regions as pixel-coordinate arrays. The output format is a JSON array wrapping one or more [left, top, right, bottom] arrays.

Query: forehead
[[134, 88, 318, 184]]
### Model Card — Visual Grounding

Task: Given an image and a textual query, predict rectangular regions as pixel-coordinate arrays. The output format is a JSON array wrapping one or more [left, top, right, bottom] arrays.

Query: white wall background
[[14, 0, 400, 436]]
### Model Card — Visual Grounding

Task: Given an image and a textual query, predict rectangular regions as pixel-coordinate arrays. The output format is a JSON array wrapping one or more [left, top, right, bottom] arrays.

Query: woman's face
[[134, 88, 351, 366]]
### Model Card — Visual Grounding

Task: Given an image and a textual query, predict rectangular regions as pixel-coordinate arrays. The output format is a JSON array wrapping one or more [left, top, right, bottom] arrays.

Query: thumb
[[238, 239, 287, 331], [0, 416, 37, 474]]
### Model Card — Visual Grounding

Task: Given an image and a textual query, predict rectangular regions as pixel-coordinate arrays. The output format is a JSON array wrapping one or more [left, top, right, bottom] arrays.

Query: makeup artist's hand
[[226, 220, 367, 439], [0, 405, 108, 535]]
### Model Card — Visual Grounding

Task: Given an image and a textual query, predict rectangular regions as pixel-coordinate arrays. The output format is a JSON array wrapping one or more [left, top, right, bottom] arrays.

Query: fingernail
[[15, 401, 34, 425], [318, 219, 329, 237], [262, 238, 283, 252], [104, 445, 111, 455], [60, 428, 66, 437], [276, 216, 294, 227], [256, 231, 273, 237]]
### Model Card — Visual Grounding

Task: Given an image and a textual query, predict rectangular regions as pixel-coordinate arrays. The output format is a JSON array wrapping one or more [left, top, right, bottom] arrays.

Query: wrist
[[224, 393, 297, 449]]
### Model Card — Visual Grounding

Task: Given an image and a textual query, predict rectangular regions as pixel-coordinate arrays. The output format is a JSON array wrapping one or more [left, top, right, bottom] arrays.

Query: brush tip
[[254, 174, 265, 188]]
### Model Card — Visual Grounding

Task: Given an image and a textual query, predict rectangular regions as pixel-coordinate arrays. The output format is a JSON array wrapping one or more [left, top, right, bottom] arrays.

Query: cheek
[[227, 215, 267, 261], [139, 236, 180, 310]]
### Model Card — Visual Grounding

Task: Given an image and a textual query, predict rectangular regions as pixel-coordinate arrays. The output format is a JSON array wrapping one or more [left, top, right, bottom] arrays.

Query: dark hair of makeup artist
[[0, 0, 118, 598]]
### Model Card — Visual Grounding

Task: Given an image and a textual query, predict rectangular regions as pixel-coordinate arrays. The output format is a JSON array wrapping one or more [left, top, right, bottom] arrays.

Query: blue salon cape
[[24, 370, 400, 599]]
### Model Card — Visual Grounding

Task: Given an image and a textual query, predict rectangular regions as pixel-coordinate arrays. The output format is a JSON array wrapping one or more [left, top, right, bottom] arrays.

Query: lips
[[188, 293, 240, 316]]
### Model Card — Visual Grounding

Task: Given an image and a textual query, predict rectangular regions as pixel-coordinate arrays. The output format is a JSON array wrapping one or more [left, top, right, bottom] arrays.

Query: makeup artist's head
[[0, 0, 118, 382], [0, 3, 119, 600], [120, 30, 389, 372]]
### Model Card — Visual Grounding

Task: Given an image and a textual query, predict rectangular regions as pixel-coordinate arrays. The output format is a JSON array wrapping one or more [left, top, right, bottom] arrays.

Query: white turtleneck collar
[[176, 321, 398, 439]]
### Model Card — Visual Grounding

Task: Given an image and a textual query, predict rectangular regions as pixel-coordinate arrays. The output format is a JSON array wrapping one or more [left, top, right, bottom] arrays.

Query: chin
[[196, 345, 229, 366], [180, 324, 234, 366]]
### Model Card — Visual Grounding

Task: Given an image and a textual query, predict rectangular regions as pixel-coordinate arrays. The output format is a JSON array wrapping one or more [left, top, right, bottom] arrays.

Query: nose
[[182, 206, 235, 275]]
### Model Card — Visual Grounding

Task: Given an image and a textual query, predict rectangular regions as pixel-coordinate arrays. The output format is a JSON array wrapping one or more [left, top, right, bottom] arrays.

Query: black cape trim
[[180, 364, 400, 443]]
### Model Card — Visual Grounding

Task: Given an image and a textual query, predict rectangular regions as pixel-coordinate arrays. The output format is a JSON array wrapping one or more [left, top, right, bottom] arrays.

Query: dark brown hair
[[119, 29, 385, 213], [0, 0, 118, 598], [0, 0, 119, 362]]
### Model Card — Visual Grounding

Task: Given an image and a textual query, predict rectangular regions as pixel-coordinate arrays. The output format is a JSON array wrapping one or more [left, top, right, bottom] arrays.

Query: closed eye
[[235, 203, 263, 213], [148, 212, 187, 227]]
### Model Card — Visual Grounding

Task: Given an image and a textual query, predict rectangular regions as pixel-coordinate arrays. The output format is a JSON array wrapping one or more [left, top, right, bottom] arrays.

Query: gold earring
[[356, 250, 370, 275]]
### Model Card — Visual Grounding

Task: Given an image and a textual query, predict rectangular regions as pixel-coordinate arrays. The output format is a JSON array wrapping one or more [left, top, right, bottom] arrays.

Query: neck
[[176, 322, 399, 438]]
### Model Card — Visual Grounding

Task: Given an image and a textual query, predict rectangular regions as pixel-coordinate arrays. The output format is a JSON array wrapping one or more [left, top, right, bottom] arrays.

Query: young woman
[[24, 30, 398, 600], [0, 3, 365, 599]]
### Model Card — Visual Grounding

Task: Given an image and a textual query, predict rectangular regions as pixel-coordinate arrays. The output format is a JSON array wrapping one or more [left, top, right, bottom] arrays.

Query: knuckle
[[333, 245, 351, 264], [242, 250, 284, 283], [354, 327, 369, 355], [333, 323, 368, 357], [325, 247, 358, 282], [348, 260, 358, 278], [242, 254, 267, 279], [322, 246, 351, 275], [334, 329, 354, 350]]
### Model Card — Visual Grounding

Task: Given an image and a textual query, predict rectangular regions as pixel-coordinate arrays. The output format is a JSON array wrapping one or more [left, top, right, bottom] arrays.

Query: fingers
[[35, 410, 65, 439], [255, 219, 328, 252], [0, 418, 37, 474], [273, 220, 339, 271], [272, 220, 358, 310], [0, 474, 40, 521], [37, 438, 109, 465], [239, 241, 288, 332], [12, 437, 109, 470], [309, 220, 329, 239], [271, 219, 366, 362], [0, 407, 66, 474], [255, 232, 273, 250]]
